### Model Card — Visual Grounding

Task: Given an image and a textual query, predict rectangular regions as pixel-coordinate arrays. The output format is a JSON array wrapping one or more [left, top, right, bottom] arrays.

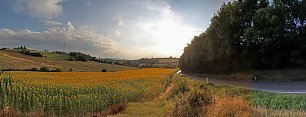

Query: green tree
[[180, 0, 306, 73]]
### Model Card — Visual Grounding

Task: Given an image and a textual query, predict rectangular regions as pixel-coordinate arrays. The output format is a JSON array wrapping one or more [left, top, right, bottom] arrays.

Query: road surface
[[177, 70, 306, 94]]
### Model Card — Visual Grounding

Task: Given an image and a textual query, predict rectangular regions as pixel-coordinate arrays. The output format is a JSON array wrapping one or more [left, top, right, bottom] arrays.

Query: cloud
[[0, 22, 118, 56], [114, 30, 122, 36], [118, 21, 125, 28], [45, 20, 62, 26], [119, 1, 201, 58], [13, 0, 63, 18]]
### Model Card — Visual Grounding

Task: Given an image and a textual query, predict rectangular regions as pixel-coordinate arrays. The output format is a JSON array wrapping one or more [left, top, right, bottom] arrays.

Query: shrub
[[207, 97, 252, 117], [69, 52, 91, 62], [30, 52, 43, 57], [169, 80, 189, 98], [102, 102, 127, 115], [40, 67, 50, 72], [52, 68, 63, 72], [75, 55, 87, 62], [102, 69, 107, 72], [69, 56, 75, 61], [31, 68, 39, 71], [0, 70, 3, 75], [21, 49, 31, 55], [172, 89, 212, 117]]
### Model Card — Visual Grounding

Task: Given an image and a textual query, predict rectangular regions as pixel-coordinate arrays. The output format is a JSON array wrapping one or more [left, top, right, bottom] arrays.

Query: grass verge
[[120, 74, 306, 117]]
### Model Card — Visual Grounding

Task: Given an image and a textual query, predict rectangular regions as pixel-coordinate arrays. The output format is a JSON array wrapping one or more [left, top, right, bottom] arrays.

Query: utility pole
[[63, 43, 65, 52]]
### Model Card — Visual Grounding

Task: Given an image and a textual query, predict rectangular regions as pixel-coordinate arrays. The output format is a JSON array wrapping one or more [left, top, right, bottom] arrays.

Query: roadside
[[184, 73, 306, 94], [182, 68, 306, 81], [114, 74, 306, 117]]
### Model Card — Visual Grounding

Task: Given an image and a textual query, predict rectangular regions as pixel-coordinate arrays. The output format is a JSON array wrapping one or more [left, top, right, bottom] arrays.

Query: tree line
[[180, 0, 306, 73]]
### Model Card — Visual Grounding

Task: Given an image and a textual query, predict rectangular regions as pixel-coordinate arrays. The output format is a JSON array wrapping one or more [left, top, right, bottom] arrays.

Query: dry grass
[[101, 102, 127, 116], [207, 96, 252, 117], [0, 50, 133, 72]]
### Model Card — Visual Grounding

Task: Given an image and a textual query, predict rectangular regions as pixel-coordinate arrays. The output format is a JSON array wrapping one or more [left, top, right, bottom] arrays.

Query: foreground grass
[[120, 75, 306, 117], [117, 99, 173, 117]]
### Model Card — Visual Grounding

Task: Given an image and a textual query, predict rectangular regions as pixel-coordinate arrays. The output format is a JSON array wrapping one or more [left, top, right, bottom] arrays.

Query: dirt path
[[160, 82, 176, 99], [114, 78, 176, 117]]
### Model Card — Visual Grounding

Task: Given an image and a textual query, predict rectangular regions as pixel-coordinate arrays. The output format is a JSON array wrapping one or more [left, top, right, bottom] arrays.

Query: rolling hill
[[0, 49, 134, 72]]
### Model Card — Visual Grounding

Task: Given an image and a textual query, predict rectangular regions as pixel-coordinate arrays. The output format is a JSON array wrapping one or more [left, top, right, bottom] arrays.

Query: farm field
[[0, 50, 133, 72], [0, 68, 176, 116], [1, 68, 306, 116]]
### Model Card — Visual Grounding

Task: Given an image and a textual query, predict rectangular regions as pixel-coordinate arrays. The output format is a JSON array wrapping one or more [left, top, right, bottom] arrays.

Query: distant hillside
[[124, 57, 179, 68], [0, 49, 134, 72]]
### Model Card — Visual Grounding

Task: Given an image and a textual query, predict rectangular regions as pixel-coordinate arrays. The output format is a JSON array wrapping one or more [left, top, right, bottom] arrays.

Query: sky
[[0, 0, 232, 59]]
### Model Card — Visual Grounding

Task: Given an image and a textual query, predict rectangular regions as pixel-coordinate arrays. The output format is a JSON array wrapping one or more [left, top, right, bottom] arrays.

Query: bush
[[40, 67, 50, 72], [75, 55, 87, 62], [207, 97, 252, 117], [31, 68, 39, 71], [172, 89, 212, 117], [169, 80, 189, 98], [69, 56, 75, 61], [52, 68, 63, 72], [102, 69, 107, 72], [0, 70, 3, 75], [21, 49, 31, 55], [30, 52, 43, 57], [69, 52, 90, 62]]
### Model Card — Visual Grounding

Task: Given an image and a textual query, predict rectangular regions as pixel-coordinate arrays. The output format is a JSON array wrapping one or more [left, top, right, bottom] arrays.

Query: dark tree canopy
[[179, 0, 306, 73]]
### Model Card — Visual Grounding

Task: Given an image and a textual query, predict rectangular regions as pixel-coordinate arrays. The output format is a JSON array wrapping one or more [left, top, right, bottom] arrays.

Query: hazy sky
[[0, 0, 232, 59]]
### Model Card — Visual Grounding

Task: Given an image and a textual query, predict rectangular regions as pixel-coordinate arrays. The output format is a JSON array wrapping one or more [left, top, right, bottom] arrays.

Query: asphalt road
[[177, 70, 306, 94]]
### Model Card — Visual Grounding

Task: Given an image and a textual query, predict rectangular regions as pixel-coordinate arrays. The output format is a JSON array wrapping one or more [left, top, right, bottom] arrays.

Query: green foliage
[[180, 0, 306, 73], [171, 79, 212, 117], [249, 91, 306, 110], [207, 83, 306, 110], [69, 52, 94, 62], [52, 68, 63, 72], [17, 48, 43, 57], [172, 90, 212, 117], [40, 67, 50, 72], [68, 56, 75, 61], [169, 79, 189, 97], [29, 52, 43, 57], [31, 68, 39, 71], [39, 67, 63, 72]]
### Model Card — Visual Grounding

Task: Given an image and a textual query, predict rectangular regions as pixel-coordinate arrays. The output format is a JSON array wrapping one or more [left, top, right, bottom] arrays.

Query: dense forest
[[180, 0, 306, 73]]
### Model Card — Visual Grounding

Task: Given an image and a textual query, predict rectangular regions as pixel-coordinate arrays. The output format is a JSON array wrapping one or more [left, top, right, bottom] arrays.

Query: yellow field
[[8, 68, 175, 87], [0, 68, 176, 115]]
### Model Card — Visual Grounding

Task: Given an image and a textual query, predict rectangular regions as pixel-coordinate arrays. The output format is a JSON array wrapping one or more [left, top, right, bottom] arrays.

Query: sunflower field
[[0, 68, 175, 115]]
